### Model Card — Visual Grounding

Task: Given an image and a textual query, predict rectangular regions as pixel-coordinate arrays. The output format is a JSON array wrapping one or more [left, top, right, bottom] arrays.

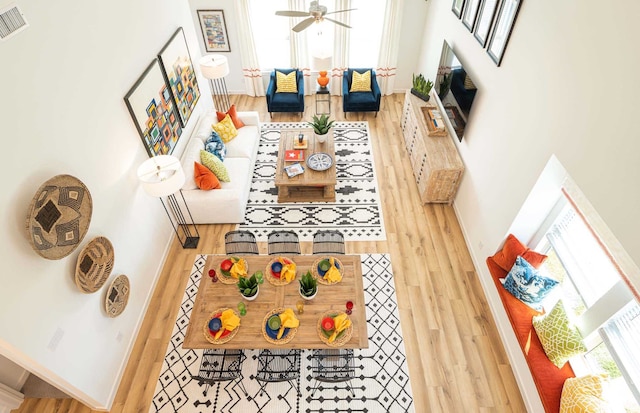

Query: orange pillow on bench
[[491, 233, 547, 271]]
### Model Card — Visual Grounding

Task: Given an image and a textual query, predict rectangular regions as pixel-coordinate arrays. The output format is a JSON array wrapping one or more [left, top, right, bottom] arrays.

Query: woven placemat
[[311, 257, 344, 285], [317, 310, 353, 347], [26, 174, 93, 260], [105, 274, 129, 318], [203, 308, 240, 345], [74, 236, 114, 293], [217, 257, 248, 285], [261, 308, 298, 345], [265, 257, 296, 286]]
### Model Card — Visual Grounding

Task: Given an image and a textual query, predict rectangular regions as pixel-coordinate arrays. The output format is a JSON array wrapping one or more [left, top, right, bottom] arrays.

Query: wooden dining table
[[182, 254, 369, 350]]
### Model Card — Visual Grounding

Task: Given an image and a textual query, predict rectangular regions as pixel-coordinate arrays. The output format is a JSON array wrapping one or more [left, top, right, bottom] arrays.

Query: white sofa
[[179, 111, 260, 224]]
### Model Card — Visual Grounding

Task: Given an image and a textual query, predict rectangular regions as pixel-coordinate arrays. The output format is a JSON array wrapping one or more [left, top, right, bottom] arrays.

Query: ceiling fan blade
[[324, 17, 352, 29], [292, 17, 316, 32], [276, 11, 310, 17], [324, 8, 357, 15]]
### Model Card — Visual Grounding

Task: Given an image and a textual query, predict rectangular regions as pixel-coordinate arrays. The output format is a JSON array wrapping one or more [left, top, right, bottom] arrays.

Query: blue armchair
[[342, 68, 381, 117], [266, 68, 304, 117]]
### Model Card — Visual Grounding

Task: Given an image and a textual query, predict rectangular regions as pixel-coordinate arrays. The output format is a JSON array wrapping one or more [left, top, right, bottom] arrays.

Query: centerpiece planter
[[307, 114, 335, 144], [299, 270, 318, 300], [237, 271, 263, 301], [411, 73, 433, 102]]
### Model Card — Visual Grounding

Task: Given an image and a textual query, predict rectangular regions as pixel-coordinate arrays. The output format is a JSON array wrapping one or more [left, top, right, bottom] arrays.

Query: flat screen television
[[434, 40, 478, 142]]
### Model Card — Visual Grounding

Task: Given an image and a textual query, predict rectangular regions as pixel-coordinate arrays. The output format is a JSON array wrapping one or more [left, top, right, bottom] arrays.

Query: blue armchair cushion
[[343, 68, 381, 113]]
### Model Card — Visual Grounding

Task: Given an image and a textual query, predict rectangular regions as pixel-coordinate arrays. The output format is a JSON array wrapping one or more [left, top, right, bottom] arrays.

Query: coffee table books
[[284, 149, 304, 162], [284, 162, 305, 178]]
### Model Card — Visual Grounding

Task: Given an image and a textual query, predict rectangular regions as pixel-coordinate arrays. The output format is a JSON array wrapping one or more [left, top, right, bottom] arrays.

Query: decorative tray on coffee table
[[306, 153, 333, 171]]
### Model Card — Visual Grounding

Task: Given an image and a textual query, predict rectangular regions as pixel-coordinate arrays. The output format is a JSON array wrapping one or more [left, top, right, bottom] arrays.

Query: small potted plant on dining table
[[237, 271, 264, 301], [299, 270, 318, 300]]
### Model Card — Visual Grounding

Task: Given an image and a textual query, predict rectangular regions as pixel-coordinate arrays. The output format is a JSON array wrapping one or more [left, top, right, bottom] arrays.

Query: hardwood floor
[[13, 94, 526, 412]]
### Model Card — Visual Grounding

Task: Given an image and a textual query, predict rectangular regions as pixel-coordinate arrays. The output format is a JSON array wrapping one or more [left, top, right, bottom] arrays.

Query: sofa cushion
[[276, 70, 298, 93], [194, 162, 221, 190], [200, 150, 230, 182], [560, 375, 610, 413], [491, 233, 548, 271], [181, 138, 205, 190], [502, 256, 559, 310], [212, 114, 238, 143], [350, 70, 371, 92], [224, 125, 259, 160], [217, 104, 245, 129], [204, 131, 226, 161], [533, 300, 587, 368]]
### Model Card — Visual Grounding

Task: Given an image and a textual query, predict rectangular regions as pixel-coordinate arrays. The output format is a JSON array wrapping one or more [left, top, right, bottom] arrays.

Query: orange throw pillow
[[216, 104, 245, 129], [492, 234, 547, 271], [194, 162, 221, 190]]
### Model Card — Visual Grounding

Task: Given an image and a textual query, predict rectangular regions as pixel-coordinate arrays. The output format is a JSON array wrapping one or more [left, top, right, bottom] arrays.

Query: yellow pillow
[[560, 375, 610, 413], [200, 150, 230, 182], [276, 70, 298, 93], [212, 114, 238, 143], [350, 70, 371, 92]]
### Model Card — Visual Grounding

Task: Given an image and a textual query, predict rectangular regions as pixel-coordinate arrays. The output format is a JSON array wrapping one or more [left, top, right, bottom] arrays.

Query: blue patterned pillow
[[503, 256, 559, 310], [204, 130, 226, 162]]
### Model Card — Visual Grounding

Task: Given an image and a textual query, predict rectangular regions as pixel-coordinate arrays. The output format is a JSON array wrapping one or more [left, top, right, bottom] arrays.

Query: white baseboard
[[0, 383, 23, 413]]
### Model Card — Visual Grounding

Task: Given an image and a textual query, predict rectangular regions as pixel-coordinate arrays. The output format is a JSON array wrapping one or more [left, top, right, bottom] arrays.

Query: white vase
[[300, 288, 317, 300], [242, 287, 259, 301], [315, 132, 327, 144]]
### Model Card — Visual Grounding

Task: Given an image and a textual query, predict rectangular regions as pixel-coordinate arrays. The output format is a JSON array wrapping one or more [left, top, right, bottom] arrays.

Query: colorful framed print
[[197, 9, 231, 52], [452, 0, 466, 18], [124, 59, 182, 157], [487, 0, 522, 66], [158, 27, 200, 128], [474, 0, 500, 47]]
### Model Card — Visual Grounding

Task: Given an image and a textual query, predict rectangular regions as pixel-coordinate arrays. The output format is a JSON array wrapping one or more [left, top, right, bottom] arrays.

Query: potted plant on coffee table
[[307, 114, 335, 143], [237, 271, 264, 301], [299, 270, 318, 300]]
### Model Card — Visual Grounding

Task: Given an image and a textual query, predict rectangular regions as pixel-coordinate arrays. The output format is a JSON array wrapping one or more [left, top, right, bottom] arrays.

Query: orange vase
[[317, 70, 329, 87]]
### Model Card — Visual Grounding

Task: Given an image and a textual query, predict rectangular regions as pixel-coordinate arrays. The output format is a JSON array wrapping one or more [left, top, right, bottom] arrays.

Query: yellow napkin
[[230, 258, 247, 279], [277, 308, 300, 339], [328, 313, 351, 343], [215, 309, 240, 339], [323, 257, 342, 283], [279, 258, 297, 282]]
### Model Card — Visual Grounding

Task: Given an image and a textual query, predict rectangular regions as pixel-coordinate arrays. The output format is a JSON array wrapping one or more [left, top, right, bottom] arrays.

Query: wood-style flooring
[[13, 94, 526, 412]]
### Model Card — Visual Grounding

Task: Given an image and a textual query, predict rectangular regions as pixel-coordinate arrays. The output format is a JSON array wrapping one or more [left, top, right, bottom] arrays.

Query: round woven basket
[[26, 174, 93, 260], [317, 310, 353, 346], [311, 257, 344, 285], [265, 257, 297, 286], [74, 236, 114, 293], [261, 308, 298, 345], [217, 257, 248, 285], [203, 308, 240, 345], [105, 274, 130, 318]]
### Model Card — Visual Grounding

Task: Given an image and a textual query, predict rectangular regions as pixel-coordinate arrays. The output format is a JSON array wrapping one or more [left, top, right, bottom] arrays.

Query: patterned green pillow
[[533, 300, 587, 368], [200, 150, 230, 182]]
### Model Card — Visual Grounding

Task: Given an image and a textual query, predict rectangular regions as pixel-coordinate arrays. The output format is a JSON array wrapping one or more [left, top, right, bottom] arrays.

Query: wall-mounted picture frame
[[461, 0, 481, 32], [124, 59, 182, 157], [452, 0, 466, 18], [158, 27, 200, 128], [474, 0, 500, 47], [197, 9, 231, 52], [487, 0, 522, 66]]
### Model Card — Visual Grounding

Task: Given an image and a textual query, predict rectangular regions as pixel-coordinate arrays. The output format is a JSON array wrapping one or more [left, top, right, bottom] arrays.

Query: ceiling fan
[[275, 1, 356, 33]]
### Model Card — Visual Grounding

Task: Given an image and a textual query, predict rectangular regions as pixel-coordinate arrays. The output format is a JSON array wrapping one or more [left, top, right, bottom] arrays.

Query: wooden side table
[[315, 86, 330, 115]]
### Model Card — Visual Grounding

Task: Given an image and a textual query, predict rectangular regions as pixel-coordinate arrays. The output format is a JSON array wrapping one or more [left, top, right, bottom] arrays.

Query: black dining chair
[[312, 230, 345, 255], [309, 348, 356, 397], [255, 349, 302, 397], [225, 230, 259, 255], [267, 231, 300, 255], [191, 349, 248, 397]]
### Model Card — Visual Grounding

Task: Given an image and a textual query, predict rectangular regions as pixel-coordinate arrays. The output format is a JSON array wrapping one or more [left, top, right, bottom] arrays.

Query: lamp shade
[[137, 155, 185, 197], [199, 54, 230, 79]]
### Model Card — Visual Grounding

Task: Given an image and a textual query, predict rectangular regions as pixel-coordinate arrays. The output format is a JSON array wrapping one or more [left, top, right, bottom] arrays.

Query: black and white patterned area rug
[[238, 122, 386, 242], [150, 254, 414, 413]]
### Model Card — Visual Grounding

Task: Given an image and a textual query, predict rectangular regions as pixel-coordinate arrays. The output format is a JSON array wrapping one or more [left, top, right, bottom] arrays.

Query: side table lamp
[[137, 155, 200, 249]]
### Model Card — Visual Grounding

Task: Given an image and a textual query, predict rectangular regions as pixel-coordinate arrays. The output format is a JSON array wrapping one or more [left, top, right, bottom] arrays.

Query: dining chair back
[[191, 349, 248, 397], [267, 231, 301, 255], [310, 348, 356, 397], [312, 230, 345, 255], [255, 349, 302, 397], [225, 230, 259, 255]]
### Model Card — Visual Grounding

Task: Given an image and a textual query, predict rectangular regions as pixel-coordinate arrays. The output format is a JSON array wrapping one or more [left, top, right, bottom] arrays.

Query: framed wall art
[[158, 27, 200, 128], [197, 10, 231, 52], [487, 0, 522, 66], [461, 0, 481, 32], [124, 59, 182, 157], [452, 0, 466, 18], [474, 0, 500, 47]]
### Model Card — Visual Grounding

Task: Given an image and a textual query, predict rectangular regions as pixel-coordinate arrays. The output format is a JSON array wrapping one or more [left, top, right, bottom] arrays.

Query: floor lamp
[[137, 155, 200, 249], [199, 54, 231, 112]]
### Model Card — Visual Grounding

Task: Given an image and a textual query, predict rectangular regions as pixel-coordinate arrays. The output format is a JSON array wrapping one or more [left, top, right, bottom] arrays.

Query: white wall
[[0, 0, 210, 409], [418, 0, 640, 410]]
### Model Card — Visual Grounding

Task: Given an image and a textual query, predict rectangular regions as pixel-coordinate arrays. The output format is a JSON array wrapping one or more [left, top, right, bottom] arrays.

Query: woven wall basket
[[75, 236, 114, 293], [26, 174, 93, 260], [105, 274, 130, 317]]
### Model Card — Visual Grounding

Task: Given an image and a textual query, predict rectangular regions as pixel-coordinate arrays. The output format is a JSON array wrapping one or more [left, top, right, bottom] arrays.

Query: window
[[532, 195, 640, 412]]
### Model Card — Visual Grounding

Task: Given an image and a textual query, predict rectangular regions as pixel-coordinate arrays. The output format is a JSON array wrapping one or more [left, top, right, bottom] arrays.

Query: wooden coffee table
[[274, 129, 336, 203]]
